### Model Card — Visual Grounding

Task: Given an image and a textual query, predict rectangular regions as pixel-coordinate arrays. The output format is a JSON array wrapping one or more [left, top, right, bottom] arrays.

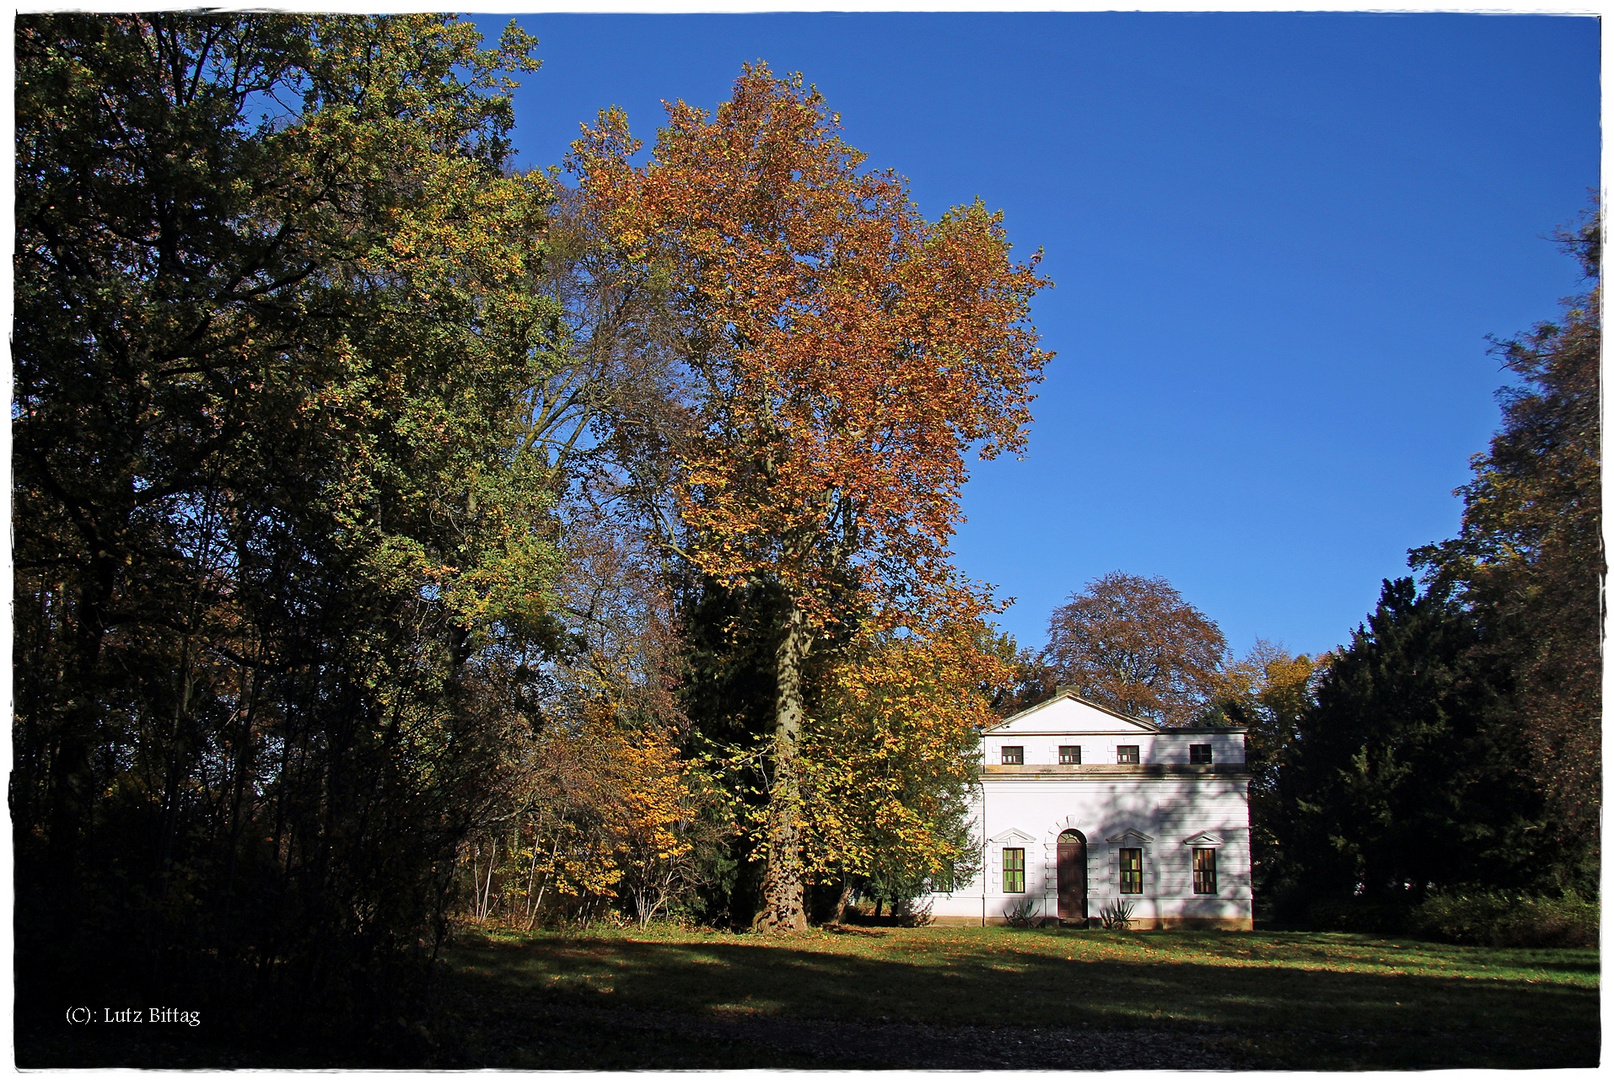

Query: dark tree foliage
[[1209, 643, 1320, 902], [979, 627, 1060, 718], [1273, 579, 1534, 905], [671, 577, 790, 926], [13, 13, 558, 1056], [676, 578, 790, 749], [1272, 214, 1601, 915], [1412, 208, 1602, 886]]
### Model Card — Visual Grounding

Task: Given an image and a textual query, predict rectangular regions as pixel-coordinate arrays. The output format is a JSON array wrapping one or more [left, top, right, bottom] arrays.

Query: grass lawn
[[437, 923, 1599, 1069]]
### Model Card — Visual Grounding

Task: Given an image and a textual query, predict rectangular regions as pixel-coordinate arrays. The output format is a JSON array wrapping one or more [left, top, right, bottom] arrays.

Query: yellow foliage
[[475, 706, 707, 927], [800, 620, 1011, 887]]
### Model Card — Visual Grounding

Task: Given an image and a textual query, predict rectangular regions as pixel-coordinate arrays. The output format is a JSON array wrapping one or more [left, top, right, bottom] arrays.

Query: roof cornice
[[985, 689, 1161, 732], [984, 692, 1249, 735]]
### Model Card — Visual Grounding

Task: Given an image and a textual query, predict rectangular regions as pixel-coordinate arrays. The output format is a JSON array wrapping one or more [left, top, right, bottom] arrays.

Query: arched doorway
[[1057, 829, 1087, 924]]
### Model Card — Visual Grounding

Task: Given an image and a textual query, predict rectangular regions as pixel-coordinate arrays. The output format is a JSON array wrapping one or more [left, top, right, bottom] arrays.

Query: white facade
[[921, 691, 1254, 930]]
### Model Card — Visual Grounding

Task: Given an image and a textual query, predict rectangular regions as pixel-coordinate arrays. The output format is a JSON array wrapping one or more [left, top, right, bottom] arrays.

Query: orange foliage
[[570, 63, 1051, 629], [570, 63, 1048, 930], [469, 708, 707, 929]]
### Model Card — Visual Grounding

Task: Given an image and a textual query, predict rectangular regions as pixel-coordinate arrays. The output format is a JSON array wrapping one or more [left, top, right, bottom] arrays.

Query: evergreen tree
[[1412, 207, 1602, 889], [1276, 579, 1535, 905]]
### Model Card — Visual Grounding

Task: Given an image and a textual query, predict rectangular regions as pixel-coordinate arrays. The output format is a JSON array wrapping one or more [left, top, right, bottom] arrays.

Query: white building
[[921, 690, 1253, 930]]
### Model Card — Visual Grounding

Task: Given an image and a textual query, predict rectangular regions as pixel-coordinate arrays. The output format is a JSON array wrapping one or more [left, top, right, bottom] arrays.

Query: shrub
[[1306, 897, 1409, 934], [1003, 896, 1039, 928], [1098, 899, 1136, 930], [1410, 891, 1598, 948]]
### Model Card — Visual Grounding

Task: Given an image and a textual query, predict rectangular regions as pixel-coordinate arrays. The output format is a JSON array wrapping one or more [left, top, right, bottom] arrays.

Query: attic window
[[1190, 744, 1213, 764], [1000, 745, 1023, 765], [1116, 745, 1140, 765], [1059, 745, 1081, 765]]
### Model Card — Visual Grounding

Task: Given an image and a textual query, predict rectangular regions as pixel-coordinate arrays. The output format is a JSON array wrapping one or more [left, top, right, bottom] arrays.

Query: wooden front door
[[1056, 829, 1087, 923]]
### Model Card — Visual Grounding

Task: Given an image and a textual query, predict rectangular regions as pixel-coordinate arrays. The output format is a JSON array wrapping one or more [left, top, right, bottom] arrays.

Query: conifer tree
[[1413, 208, 1602, 886]]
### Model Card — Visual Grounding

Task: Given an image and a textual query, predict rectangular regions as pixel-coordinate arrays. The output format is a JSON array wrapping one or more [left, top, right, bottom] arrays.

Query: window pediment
[[1183, 831, 1225, 847], [990, 828, 1037, 845], [1104, 828, 1155, 845]]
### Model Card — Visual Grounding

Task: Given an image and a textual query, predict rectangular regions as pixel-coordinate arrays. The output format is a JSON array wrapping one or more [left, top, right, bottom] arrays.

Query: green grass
[[437, 923, 1599, 1069]]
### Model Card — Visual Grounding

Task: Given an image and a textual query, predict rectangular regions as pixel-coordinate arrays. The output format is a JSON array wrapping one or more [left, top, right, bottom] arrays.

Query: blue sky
[[473, 11, 1600, 660]]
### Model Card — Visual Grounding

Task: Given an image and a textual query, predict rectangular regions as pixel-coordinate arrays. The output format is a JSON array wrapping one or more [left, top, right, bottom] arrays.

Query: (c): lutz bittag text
[[65, 1007, 201, 1027]]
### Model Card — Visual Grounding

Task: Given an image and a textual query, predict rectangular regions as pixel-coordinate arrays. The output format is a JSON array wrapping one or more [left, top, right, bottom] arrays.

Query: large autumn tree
[[571, 65, 1050, 931]]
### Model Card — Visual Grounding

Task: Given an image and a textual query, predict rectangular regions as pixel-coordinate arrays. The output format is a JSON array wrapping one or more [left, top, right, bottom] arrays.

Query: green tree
[[1212, 641, 1320, 894], [13, 12, 562, 1037], [979, 627, 1061, 718], [799, 620, 1004, 921], [1275, 579, 1532, 905], [1412, 208, 1602, 886]]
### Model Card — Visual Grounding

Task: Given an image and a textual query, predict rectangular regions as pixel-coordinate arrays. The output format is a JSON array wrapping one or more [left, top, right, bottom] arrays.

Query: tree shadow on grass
[[438, 934, 1598, 1070], [21, 932, 1595, 1069]]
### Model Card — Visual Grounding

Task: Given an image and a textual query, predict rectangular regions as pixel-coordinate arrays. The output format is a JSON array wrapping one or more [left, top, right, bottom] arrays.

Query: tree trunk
[[46, 549, 119, 891], [754, 601, 812, 934], [832, 877, 853, 924]]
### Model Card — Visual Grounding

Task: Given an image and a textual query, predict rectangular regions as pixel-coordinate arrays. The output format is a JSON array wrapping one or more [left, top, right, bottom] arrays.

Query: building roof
[[984, 689, 1247, 735]]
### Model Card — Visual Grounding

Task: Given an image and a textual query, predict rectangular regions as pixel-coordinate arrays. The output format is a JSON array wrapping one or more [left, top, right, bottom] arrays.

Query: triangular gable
[[1104, 828, 1156, 845], [990, 828, 1037, 845], [987, 690, 1160, 735], [1182, 832, 1225, 847]]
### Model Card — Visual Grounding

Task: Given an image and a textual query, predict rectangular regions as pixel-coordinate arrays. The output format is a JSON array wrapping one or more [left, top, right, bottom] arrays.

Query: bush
[[1410, 891, 1598, 948], [1098, 899, 1137, 930], [1003, 896, 1040, 928], [897, 900, 936, 928], [1305, 897, 1410, 934]]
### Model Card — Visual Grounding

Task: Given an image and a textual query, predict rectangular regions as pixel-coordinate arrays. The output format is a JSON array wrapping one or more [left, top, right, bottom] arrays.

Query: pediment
[[1104, 828, 1156, 845], [990, 828, 1037, 845], [1182, 832, 1224, 847], [987, 692, 1161, 735]]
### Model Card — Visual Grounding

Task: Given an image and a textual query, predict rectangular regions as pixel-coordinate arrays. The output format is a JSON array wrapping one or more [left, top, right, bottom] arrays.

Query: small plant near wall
[[1004, 896, 1040, 927], [1098, 900, 1136, 930]]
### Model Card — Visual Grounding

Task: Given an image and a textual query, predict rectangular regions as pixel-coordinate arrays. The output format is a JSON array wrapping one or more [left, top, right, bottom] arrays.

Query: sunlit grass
[[441, 923, 1598, 1068]]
